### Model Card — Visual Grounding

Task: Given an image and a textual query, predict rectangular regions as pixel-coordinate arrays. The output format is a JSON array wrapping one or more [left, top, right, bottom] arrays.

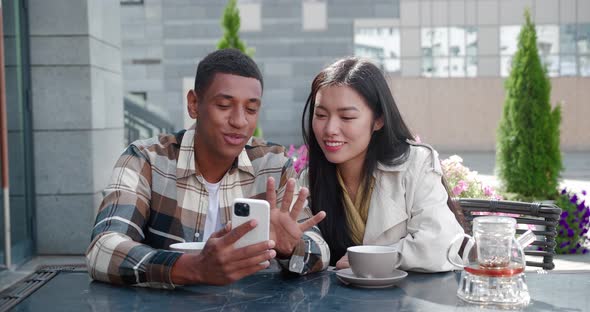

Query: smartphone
[[231, 198, 270, 249]]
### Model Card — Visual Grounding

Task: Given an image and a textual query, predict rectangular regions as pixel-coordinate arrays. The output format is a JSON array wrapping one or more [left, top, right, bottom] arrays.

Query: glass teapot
[[446, 216, 536, 308]]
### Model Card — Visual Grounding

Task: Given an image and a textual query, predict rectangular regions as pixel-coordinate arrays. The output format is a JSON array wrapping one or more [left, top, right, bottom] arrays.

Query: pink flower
[[483, 185, 494, 197], [297, 144, 308, 156], [452, 180, 469, 196], [287, 144, 296, 158]]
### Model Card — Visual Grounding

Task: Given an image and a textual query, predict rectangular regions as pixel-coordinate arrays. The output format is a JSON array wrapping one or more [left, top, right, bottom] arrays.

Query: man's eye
[[314, 113, 327, 118], [342, 117, 356, 120]]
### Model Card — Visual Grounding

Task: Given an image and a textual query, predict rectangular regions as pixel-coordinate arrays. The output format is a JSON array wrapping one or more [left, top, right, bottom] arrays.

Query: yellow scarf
[[336, 170, 375, 245]]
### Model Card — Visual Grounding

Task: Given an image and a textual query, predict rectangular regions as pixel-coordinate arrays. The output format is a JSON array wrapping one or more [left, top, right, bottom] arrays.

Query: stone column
[[28, 0, 123, 254]]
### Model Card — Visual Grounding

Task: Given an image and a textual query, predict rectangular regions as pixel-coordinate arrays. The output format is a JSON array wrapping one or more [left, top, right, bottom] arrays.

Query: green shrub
[[496, 9, 562, 200]]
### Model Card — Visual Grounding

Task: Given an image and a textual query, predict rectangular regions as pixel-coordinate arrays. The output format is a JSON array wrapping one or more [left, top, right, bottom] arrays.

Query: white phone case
[[231, 198, 270, 249]]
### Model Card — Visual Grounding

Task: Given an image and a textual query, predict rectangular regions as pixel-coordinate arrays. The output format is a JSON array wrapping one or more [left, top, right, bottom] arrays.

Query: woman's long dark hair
[[302, 58, 467, 265]]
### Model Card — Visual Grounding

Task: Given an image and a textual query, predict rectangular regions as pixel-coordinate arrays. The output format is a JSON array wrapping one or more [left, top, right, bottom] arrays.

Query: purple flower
[[578, 201, 586, 212], [570, 195, 578, 204], [567, 229, 574, 237], [582, 229, 588, 235], [570, 248, 578, 254], [583, 249, 589, 254], [561, 189, 567, 195], [560, 241, 571, 248], [582, 190, 587, 196], [560, 219, 570, 228], [561, 211, 569, 218], [576, 243, 582, 248]]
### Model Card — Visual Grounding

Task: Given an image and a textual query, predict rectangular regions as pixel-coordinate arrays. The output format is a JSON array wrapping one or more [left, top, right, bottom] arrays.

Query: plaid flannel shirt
[[86, 125, 329, 289]]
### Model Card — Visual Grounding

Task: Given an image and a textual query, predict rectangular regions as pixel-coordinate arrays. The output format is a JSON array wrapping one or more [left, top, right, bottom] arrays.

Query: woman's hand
[[336, 253, 350, 269]]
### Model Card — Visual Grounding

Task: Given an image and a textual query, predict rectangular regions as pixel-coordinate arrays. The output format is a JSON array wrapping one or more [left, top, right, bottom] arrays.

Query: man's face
[[188, 73, 262, 162]]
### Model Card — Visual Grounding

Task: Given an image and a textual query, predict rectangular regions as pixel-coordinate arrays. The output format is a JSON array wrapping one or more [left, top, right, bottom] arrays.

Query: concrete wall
[[28, 0, 123, 254], [390, 77, 590, 151]]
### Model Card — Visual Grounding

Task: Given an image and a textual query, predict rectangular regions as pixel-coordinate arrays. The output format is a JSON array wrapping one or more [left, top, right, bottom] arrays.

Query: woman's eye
[[341, 117, 356, 120], [314, 113, 327, 118]]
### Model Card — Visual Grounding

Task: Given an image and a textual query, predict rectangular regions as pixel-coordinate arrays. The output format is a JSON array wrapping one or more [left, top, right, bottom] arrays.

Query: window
[[501, 24, 590, 77], [120, 0, 143, 4], [537, 25, 560, 76], [238, 1, 262, 32], [560, 25, 577, 76], [422, 27, 477, 77], [303, 0, 327, 31], [354, 27, 401, 74], [500, 25, 521, 77], [578, 24, 590, 77]]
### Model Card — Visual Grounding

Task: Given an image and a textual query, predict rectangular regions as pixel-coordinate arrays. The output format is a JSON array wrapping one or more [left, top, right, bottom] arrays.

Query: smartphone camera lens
[[234, 202, 250, 217]]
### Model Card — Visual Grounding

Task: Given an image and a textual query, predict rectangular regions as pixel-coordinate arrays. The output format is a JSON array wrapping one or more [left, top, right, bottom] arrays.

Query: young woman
[[301, 57, 465, 272]]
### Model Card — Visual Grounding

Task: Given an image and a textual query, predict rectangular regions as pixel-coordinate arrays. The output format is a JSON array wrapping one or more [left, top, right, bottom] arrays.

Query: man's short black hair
[[194, 49, 263, 97]]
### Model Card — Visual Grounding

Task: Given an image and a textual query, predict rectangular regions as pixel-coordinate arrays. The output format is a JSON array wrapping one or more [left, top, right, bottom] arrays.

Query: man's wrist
[[170, 254, 202, 285]]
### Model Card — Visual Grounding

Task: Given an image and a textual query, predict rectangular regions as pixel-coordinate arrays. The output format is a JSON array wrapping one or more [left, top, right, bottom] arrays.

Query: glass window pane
[[354, 26, 400, 74], [580, 55, 590, 76], [422, 28, 433, 57], [422, 56, 434, 77], [466, 55, 477, 77], [382, 58, 401, 74], [2, 0, 35, 266], [500, 25, 521, 56], [501, 55, 513, 77], [577, 24, 590, 54], [560, 24, 577, 54], [537, 25, 559, 55], [449, 57, 466, 77], [432, 57, 449, 77], [449, 27, 466, 56], [432, 28, 449, 57], [466, 27, 478, 56], [541, 54, 559, 77], [560, 55, 577, 76]]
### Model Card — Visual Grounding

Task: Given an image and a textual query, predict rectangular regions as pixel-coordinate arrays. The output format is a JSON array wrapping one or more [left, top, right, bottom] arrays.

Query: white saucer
[[336, 268, 408, 288]]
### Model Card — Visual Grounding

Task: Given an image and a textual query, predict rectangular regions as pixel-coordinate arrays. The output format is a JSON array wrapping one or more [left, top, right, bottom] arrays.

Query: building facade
[[121, 0, 590, 150]]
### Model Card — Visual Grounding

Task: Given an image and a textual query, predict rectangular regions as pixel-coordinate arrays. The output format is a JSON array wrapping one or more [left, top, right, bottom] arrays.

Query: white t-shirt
[[202, 179, 223, 241]]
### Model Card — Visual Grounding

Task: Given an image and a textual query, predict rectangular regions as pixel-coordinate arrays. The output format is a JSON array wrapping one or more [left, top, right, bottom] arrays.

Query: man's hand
[[336, 253, 349, 269], [266, 177, 326, 258], [171, 220, 276, 286]]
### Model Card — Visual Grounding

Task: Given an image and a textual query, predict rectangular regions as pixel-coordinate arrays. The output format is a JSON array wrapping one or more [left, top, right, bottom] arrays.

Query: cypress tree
[[496, 9, 562, 200]]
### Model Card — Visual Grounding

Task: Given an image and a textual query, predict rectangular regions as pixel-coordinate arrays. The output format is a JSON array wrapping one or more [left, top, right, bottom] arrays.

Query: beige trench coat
[[301, 142, 464, 272]]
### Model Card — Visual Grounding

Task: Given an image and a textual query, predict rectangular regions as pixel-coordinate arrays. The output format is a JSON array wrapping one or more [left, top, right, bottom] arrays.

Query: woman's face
[[312, 85, 383, 168]]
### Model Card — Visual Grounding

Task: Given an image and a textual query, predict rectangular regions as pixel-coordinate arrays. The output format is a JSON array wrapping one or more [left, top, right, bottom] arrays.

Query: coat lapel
[[363, 171, 408, 244]]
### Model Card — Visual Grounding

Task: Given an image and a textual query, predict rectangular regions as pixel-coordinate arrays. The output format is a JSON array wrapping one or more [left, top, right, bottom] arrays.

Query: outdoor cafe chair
[[456, 198, 562, 270]]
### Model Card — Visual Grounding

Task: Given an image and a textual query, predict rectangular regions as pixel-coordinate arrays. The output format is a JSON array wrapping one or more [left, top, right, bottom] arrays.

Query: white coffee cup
[[169, 242, 206, 254], [347, 245, 401, 278]]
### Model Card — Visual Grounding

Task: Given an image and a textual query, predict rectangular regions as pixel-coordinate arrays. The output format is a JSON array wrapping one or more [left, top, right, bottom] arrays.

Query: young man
[[86, 49, 329, 289]]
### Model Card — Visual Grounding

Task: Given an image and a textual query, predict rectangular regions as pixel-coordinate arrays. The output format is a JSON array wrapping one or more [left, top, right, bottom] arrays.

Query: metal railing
[[124, 95, 174, 146]]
